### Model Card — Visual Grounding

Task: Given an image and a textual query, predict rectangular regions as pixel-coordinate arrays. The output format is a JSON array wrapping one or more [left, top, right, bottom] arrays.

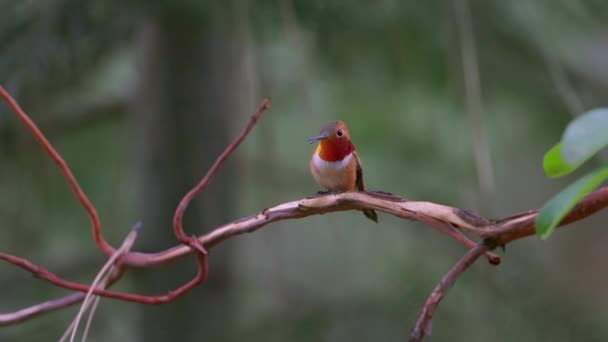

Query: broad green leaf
[[536, 167, 608, 239], [543, 143, 585, 178], [561, 108, 608, 165]]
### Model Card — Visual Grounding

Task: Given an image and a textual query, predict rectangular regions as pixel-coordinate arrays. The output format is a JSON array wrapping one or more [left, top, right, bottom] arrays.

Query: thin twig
[[0, 245, 205, 303], [0, 86, 114, 256], [59, 285, 102, 342], [0, 293, 85, 325], [64, 223, 140, 342], [170, 97, 271, 306], [81, 295, 101, 342], [172, 97, 271, 245], [409, 243, 490, 342], [0, 265, 127, 326]]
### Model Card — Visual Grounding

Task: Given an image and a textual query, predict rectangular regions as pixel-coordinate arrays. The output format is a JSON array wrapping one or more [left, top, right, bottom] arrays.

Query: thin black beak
[[307, 135, 327, 144]]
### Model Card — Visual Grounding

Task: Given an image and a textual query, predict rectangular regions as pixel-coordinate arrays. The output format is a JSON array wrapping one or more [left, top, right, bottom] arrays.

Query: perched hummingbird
[[308, 120, 378, 223]]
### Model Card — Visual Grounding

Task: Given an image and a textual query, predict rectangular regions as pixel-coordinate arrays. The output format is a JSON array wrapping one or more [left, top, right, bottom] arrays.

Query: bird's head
[[308, 120, 355, 161]]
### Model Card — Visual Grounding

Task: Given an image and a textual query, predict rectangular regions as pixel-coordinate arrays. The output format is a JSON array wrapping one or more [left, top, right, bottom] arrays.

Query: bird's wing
[[354, 151, 378, 222], [353, 151, 366, 191]]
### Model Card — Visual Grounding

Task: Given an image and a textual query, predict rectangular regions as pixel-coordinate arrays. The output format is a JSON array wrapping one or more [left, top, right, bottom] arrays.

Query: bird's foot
[[307, 190, 343, 198], [318, 190, 345, 195], [371, 190, 394, 196]]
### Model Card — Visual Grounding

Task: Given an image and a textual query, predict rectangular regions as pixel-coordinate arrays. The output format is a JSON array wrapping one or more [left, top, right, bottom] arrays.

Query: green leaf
[[561, 108, 608, 165], [543, 143, 585, 178], [536, 167, 608, 239]]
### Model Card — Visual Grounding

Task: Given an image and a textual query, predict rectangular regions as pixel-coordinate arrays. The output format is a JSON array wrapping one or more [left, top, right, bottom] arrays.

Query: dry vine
[[1, 86, 607, 341]]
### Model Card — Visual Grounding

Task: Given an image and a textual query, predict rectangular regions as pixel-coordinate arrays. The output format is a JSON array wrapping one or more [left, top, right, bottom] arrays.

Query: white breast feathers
[[312, 152, 353, 170]]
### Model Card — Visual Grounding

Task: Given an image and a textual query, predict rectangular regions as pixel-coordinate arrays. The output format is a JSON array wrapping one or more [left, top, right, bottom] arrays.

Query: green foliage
[[561, 108, 608, 165], [543, 143, 583, 178], [536, 167, 608, 239], [537, 108, 608, 238]]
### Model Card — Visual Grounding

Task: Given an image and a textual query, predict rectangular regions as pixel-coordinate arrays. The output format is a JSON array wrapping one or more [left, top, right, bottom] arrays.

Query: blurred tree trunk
[[129, 13, 240, 342]]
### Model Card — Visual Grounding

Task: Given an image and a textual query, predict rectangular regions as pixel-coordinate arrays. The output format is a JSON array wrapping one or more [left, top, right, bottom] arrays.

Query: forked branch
[[1, 86, 607, 342]]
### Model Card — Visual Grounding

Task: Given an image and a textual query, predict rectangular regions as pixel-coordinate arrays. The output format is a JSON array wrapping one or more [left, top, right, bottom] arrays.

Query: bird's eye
[[337, 129, 343, 137]]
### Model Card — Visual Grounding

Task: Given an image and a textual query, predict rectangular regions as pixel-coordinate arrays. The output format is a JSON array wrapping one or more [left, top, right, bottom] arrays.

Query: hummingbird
[[308, 120, 378, 223]]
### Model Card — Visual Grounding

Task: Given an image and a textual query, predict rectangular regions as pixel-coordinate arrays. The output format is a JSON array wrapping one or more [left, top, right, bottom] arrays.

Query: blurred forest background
[[1, 0, 608, 341]]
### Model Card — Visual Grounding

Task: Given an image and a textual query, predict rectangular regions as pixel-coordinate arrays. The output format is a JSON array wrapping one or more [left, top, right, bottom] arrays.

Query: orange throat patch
[[316, 139, 355, 162]]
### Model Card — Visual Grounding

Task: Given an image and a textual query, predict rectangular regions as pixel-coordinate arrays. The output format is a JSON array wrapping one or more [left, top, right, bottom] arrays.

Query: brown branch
[[172, 97, 271, 244], [120, 192, 499, 267], [0, 87, 269, 323], [0, 293, 85, 325], [0, 94, 271, 310], [168, 96, 271, 307], [485, 185, 608, 245], [0, 86, 114, 256], [3, 186, 607, 323], [2, 188, 608, 325], [409, 243, 490, 342], [0, 262, 127, 326], [0, 192, 495, 326], [1, 85, 608, 340], [0, 251, 201, 303], [0, 192, 497, 306], [407, 185, 608, 340]]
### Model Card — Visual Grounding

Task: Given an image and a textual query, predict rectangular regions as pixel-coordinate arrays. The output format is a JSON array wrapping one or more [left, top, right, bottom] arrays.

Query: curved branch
[[0, 86, 114, 256], [169, 97, 270, 308], [0, 191, 496, 306], [124, 191, 499, 266], [129, 184, 608, 267], [172, 97, 270, 246], [2, 186, 608, 326], [2, 84, 608, 338], [409, 243, 490, 342]]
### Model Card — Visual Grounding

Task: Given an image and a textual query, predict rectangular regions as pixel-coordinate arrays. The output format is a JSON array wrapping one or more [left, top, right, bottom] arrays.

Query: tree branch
[[0, 86, 114, 256], [132, 191, 500, 266], [407, 185, 608, 340], [1, 85, 607, 342], [409, 243, 490, 342], [2, 187, 607, 326], [485, 185, 608, 245]]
